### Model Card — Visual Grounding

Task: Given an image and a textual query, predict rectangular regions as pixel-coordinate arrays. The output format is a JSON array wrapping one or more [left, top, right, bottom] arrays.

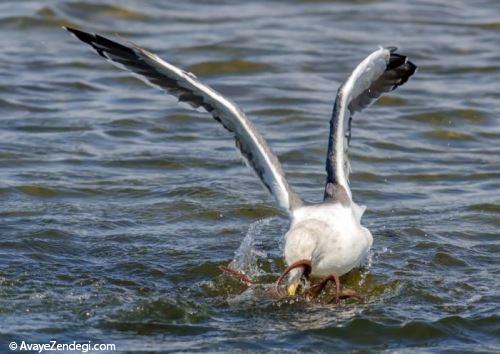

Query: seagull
[[64, 27, 416, 302]]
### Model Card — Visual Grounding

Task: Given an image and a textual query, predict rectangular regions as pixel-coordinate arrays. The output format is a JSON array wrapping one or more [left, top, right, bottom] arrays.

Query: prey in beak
[[275, 259, 312, 296], [287, 282, 300, 296]]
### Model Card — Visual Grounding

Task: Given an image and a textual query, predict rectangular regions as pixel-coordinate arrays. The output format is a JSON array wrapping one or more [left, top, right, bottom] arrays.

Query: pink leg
[[307, 274, 364, 304]]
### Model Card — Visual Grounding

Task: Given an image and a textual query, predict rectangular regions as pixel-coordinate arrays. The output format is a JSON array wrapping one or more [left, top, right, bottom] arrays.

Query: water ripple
[[0, 0, 498, 352]]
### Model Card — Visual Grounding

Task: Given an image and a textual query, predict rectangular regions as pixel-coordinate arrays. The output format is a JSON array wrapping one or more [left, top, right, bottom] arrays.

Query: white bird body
[[65, 27, 416, 296], [284, 200, 372, 281]]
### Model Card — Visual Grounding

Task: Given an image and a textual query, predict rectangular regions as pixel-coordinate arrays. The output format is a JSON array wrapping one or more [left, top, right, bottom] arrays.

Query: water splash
[[228, 217, 277, 279], [358, 249, 374, 287]]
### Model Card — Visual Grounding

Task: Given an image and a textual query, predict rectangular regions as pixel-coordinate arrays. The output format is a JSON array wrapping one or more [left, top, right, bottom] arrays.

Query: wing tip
[[62, 26, 96, 46], [407, 59, 418, 73], [63, 26, 91, 41], [386, 48, 418, 87], [63, 26, 137, 61]]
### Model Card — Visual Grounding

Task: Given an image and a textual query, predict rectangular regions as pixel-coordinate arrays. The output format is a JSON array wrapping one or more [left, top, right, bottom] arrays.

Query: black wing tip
[[63, 26, 94, 43], [387, 52, 407, 71], [63, 26, 135, 59], [407, 60, 418, 73], [63, 26, 103, 54], [385, 48, 418, 88], [386, 47, 418, 72], [402, 60, 418, 84], [63, 25, 79, 34], [391, 61, 417, 89]]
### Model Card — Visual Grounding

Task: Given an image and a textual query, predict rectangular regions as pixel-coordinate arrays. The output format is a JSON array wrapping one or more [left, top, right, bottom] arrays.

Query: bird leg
[[305, 273, 364, 304], [274, 259, 312, 296], [218, 265, 255, 286]]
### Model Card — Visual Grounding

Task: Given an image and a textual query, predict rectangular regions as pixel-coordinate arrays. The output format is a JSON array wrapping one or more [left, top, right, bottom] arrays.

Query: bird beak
[[287, 283, 300, 296]]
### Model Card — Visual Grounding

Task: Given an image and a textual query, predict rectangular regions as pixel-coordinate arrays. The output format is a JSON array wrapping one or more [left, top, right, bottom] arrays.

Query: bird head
[[275, 259, 312, 297], [286, 267, 304, 296]]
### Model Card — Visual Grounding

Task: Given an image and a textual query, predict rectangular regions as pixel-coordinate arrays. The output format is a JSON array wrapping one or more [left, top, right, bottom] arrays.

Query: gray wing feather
[[324, 47, 416, 201], [64, 27, 302, 213]]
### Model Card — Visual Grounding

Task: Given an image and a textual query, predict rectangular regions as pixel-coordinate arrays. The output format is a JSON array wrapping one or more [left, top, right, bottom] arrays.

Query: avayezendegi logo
[[9, 340, 116, 353]]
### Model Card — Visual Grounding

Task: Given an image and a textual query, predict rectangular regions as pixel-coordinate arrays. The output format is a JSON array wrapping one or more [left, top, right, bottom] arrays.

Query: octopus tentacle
[[219, 266, 255, 286]]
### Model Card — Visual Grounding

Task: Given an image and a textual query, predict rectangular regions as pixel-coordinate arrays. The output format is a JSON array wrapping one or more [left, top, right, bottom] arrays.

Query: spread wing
[[64, 27, 303, 213], [324, 47, 417, 201]]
